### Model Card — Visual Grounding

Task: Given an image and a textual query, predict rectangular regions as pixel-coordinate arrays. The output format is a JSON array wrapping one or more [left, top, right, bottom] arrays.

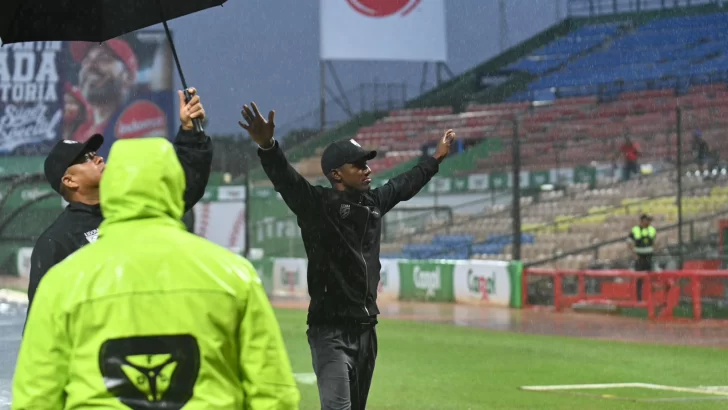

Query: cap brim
[[83, 134, 104, 153], [353, 150, 377, 163], [65, 134, 104, 169]]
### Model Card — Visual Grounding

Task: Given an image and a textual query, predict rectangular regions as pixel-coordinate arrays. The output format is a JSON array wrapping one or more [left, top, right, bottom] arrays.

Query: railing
[[383, 156, 682, 246], [598, 229, 720, 269], [274, 81, 408, 139], [525, 208, 728, 267], [567, 0, 722, 17], [523, 267, 728, 321], [516, 70, 728, 104], [420, 174, 715, 260], [0, 173, 59, 242]]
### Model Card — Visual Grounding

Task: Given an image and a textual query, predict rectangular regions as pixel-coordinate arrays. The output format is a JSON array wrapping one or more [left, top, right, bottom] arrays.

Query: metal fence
[[567, 0, 724, 17]]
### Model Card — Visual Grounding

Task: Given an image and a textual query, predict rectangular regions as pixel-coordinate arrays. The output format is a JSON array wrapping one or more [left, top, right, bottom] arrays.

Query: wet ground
[[0, 300, 24, 409], [276, 299, 728, 348], [2, 296, 728, 408]]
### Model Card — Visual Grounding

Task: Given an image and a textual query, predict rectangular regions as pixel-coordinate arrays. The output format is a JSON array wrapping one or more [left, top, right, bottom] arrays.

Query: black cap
[[44, 134, 104, 194], [320, 139, 377, 175], [640, 213, 653, 221]]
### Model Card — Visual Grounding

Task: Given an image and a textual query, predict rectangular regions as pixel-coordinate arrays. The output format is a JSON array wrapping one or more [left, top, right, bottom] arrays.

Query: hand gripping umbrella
[[0, 0, 228, 133]]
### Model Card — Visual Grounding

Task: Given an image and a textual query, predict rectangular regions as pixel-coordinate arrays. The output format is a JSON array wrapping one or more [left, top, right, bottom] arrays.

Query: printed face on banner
[[63, 31, 174, 158], [0, 42, 64, 155]]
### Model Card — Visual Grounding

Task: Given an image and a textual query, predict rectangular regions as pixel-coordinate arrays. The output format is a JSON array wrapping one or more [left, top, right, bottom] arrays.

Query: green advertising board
[[250, 257, 274, 296], [398, 260, 455, 302], [0, 182, 60, 210], [0, 156, 44, 177], [248, 189, 306, 258], [248, 257, 524, 308]]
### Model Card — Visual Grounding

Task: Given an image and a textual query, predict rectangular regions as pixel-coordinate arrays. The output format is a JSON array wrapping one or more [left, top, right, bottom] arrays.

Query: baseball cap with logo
[[320, 139, 377, 175], [44, 134, 104, 195], [70, 39, 139, 82]]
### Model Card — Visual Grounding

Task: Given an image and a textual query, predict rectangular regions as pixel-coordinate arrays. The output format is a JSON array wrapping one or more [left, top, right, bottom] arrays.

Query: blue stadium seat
[[508, 12, 728, 102], [432, 234, 475, 246], [504, 23, 621, 76]]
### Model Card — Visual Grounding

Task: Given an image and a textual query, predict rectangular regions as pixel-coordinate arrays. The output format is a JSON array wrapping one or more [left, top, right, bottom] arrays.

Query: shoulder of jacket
[[37, 209, 73, 238], [363, 191, 377, 202], [33, 226, 66, 250]]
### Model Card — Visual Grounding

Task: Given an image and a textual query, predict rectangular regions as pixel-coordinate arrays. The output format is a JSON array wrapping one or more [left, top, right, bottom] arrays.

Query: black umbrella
[[0, 0, 228, 133]]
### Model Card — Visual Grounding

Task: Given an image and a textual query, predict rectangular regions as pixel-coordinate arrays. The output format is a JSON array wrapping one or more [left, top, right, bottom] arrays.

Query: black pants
[[635, 255, 653, 301], [307, 324, 378, 410], [623, 160, 640, 181]]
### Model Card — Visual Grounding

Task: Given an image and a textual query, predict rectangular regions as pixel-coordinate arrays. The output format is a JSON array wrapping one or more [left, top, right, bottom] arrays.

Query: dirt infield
[[273, 299, 728, 348]]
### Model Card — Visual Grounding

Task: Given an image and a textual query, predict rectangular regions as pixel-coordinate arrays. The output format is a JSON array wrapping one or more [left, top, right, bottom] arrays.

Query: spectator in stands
[[692, 129, 710, 173], [618, 136, 641, 181], [628, 214, 657, 300]]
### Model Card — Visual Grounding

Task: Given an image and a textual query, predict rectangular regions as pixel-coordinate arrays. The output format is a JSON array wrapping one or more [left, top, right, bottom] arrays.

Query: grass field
[[274, 308, 728, 410]]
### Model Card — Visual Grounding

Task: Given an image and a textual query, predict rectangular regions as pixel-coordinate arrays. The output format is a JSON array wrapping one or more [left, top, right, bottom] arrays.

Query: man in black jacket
[[27, 88, 213, 313], [240, 102, 454, 410]]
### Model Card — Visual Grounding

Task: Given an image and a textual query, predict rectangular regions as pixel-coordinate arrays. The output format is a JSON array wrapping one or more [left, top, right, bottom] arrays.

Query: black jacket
[[258, 140, 439, 325], [26, 127, 213, 310]]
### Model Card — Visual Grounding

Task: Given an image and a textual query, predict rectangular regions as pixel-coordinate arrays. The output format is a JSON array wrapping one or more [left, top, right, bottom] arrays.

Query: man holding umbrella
[[26, 87, 212, 314], [14, 136, 300, 410]]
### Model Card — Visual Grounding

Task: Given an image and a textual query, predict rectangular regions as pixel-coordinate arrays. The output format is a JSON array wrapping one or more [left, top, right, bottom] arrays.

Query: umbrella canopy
[[1, 0, 226, 43], [1, 0, 228, 133]]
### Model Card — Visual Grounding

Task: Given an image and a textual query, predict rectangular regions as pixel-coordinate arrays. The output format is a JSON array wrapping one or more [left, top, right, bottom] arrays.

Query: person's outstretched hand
[[433, 129, 456, 163], [239, 102, 275, 149]]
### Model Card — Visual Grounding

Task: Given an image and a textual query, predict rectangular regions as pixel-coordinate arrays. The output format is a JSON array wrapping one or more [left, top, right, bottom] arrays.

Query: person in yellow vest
[[628, 213, 657, 300]]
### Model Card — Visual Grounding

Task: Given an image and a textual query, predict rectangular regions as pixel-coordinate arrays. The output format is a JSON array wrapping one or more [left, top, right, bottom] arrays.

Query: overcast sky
[[162, 0, 567, 135]]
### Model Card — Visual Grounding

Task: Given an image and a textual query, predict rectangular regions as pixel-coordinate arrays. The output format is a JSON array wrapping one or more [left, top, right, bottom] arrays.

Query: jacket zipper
[[360, 208, 371, 316]]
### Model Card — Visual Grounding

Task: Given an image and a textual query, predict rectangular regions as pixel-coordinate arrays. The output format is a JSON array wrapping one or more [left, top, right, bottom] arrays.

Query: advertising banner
[[193, 200, 246, 254], [378, 258, 401, 301], [250, 257, 274, 297], [320, 0, 447, 62], [63, 31, 175, 158], [0, 182, 58, 210], [15, 247, 33, 278], [0, 41, 64, 155], [508, 260, 523, 309], [254, 257, 522, 308], [272, 257, 308, 298], [192, 185, 246, 252], [398, 260, 454, 302], [453, 260, 511, 307]]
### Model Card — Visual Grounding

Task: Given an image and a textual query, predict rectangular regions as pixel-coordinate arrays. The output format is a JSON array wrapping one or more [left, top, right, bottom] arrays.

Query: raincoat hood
[[100, 138, 186, 228]]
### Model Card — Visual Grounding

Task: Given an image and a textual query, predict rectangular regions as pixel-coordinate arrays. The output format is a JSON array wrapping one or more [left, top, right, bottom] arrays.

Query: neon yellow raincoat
[[13, 138, 300, 409]]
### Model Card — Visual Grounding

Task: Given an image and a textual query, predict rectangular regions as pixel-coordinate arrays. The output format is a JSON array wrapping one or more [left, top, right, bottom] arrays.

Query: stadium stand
[[287, 83, 728, 177], [504, 23, 624, 76], [380, 171, 728, 269], [249, 7, 728, 271], [508, 13, 728, 101]]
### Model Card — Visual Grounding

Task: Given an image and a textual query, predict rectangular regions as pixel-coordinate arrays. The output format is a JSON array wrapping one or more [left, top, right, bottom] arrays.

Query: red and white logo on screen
[[346, 0, 421, 17], [114, 100, 168, 140]]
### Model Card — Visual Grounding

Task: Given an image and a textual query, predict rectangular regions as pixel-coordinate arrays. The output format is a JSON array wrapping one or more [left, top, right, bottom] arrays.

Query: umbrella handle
[[183, 89, 204, 134]]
